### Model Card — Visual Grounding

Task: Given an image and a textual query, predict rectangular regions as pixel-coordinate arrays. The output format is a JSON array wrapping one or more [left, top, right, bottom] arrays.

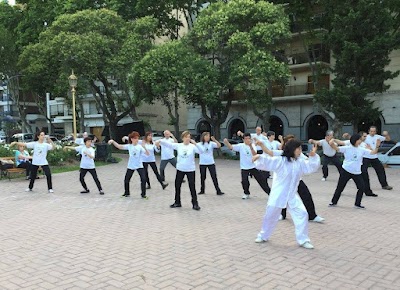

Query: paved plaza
[[1, 154, 400, 289]]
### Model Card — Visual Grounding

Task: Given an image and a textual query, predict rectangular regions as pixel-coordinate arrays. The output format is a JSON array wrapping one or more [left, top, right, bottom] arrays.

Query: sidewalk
[[0, 154, 399, 289]]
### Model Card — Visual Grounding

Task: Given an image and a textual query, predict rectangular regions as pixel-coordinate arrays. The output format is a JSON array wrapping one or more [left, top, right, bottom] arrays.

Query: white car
[[378, 142, 400, 167], [0, 135, 6, 144]]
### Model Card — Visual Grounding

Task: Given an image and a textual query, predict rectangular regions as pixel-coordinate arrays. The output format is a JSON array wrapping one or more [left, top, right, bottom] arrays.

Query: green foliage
[[315, 0, 400, 128], [186, 0, 290, 136], [46, 149, 77, 166], [0, 145, 14, 157]]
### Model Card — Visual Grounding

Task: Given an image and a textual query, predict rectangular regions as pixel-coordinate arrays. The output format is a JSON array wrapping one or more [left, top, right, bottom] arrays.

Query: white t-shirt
[[343, 140, 367, 148], [319, 139, 337, 157], [160, 137, 176, 160], [122, 144, 146, 170], [364, 134, 385, 159], [26, 142, 53, 166], [197, 142, 218, 165], [264, 139, 281, 151], [251, 133, 267, 151], [339, 145, 371, 174], [232, 143, 256, 170], [141, 143, 159, 163], [160, 141, 200, 172], [75, 146, 95, 169]]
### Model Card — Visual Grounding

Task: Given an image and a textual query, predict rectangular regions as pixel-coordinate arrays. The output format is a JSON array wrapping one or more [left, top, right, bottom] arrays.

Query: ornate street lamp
[[68, 70, 78, 140]]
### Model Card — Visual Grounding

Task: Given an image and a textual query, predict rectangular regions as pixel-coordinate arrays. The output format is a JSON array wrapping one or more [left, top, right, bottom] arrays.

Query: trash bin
[[95, 143, 110, 161]]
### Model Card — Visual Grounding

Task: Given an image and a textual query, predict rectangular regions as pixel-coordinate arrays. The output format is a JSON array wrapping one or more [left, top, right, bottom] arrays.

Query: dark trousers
[[143, 162, 163, 186], [80, 168, 102, 191], [331, 169, 364, 206], [322, 154, 342, 178], [124, 168, 146, 197], [29, 165, 52, 190], [361, 158, 388, 194], [241, 168, 270, 195], [281, 180, 317, 220], [175, 170, 197, 206], [17, 161, 31, 177], [160, 157, 177, 181], [199, 164, 222, 194]]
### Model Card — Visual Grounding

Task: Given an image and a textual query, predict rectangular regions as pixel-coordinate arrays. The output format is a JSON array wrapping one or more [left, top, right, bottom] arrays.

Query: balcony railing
[[288, 52, 330, 65], [272, 82, 329, 97]]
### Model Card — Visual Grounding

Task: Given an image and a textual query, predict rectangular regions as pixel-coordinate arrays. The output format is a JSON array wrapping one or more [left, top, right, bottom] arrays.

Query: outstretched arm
[[108, 139, 125, 150], [255, 140, 273, 157], [223, 138, 233, 150]]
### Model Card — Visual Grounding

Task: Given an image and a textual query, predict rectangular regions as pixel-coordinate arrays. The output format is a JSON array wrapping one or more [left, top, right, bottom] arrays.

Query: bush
[[0, 145, 15, 157], [47, 149, 77, 166]]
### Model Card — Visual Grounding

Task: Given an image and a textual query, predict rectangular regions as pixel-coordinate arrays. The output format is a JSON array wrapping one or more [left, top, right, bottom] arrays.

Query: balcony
[[288, 52, 330, 72], [272, 82, 329, 98]]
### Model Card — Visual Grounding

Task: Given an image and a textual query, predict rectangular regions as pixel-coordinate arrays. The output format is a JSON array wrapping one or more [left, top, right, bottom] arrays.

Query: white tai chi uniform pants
[[257, 203, 310, 245]]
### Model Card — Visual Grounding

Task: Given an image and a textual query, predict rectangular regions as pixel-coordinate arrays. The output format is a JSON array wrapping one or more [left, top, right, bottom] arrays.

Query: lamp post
[[68, 70, 78, 140]]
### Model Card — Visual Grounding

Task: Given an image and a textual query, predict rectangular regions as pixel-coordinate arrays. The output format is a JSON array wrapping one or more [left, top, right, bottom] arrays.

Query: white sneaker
[[48, 189, 54, 193], [321, 178, 326, 181], [242, 194, 250, 200], [278, 215, 284, 221], [255, 235, 267, 243], [25, 188, 32, 192], [301, 241, 314, 249], [312, 216, 325, 223]]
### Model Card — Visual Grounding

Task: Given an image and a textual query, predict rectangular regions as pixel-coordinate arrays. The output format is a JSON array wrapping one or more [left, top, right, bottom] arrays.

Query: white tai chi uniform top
[[197, 141, 218, 165], [319, 139, 337, 157], [26, 142, 53, 166], [138, 141, 160, 163], [254, 153, 320, 245], [159, 141, 203, 172], [251, 133, 268, 152], [364, 134, 385, 159], [74, 146, 96, 169], [121, 144, 147, 170], [232, 143, 257, 170], [160, 137, 176, 160]]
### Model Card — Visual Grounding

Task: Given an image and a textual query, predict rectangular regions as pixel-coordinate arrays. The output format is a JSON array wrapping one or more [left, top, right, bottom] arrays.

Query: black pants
[[361, 158, 388, 194], [241, 168, 270, 195], [331, 169, 364, 206], [143, 162, 163, 186], [199, 164, 222, 194], [124, 168, 146, 197], [29, 165, 52, 190], [160, 157, 177, 181], [281, 180, 317, 220], [80, 168, 102, 191], [322, 154, 342, 178], [175, 170, 197, 206], [17, 161, 32, 177]]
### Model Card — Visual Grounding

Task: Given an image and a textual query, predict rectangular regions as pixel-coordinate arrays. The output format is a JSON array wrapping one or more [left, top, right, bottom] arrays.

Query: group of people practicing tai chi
[[9, 125, 393, 250]]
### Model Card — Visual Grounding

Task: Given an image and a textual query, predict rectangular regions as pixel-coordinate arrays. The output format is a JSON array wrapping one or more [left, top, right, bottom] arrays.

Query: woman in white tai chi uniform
[[253, 139, 320, 249]]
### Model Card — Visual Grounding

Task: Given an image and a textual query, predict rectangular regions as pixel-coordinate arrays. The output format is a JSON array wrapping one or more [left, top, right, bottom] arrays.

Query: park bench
[[0, 157, 26, 180]]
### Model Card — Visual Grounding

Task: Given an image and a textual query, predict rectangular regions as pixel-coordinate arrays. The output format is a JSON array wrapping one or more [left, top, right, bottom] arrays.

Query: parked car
[[151, 132, 164, 142], [11, 133, 34, 143], [378, 142, 400, 167], [45, 135, 62, 144]]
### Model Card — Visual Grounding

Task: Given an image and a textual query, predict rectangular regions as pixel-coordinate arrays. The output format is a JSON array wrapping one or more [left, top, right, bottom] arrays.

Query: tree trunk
[[173, 90, 180, 136], [108, 120, 119, 141], [352, 122, 358, 134]]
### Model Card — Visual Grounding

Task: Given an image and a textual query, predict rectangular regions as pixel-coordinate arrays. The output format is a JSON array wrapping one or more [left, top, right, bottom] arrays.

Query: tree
[[132, 40, 219, 136], [18, 9, 158, 138], [187, 0, 290, 138], [315, 0, 400, 132]]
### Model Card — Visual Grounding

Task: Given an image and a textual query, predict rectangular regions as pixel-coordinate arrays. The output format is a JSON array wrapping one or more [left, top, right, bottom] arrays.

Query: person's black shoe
[[198, 191, 205, 195], [170, 203, 182, 208], [141, 194, 148, 200], [217, 192, 225, 195], [382, 185, 393, 190], [192, 205, 201, 211], [121, 193, 130, 197], [80, 189, 90, 194], [99, 190, 104, 195], [354, 204, 366, 209], [146, 185, 151, 189], [162, 183, 169, 190], [365, 193, 378, 197]]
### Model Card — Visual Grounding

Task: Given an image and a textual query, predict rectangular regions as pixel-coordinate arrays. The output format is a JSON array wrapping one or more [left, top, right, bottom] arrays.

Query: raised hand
[[108, 139, 114, 145], [309, 144, 318, 156], [308, 139, 314, 144], [210, 136, 216, 142]]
